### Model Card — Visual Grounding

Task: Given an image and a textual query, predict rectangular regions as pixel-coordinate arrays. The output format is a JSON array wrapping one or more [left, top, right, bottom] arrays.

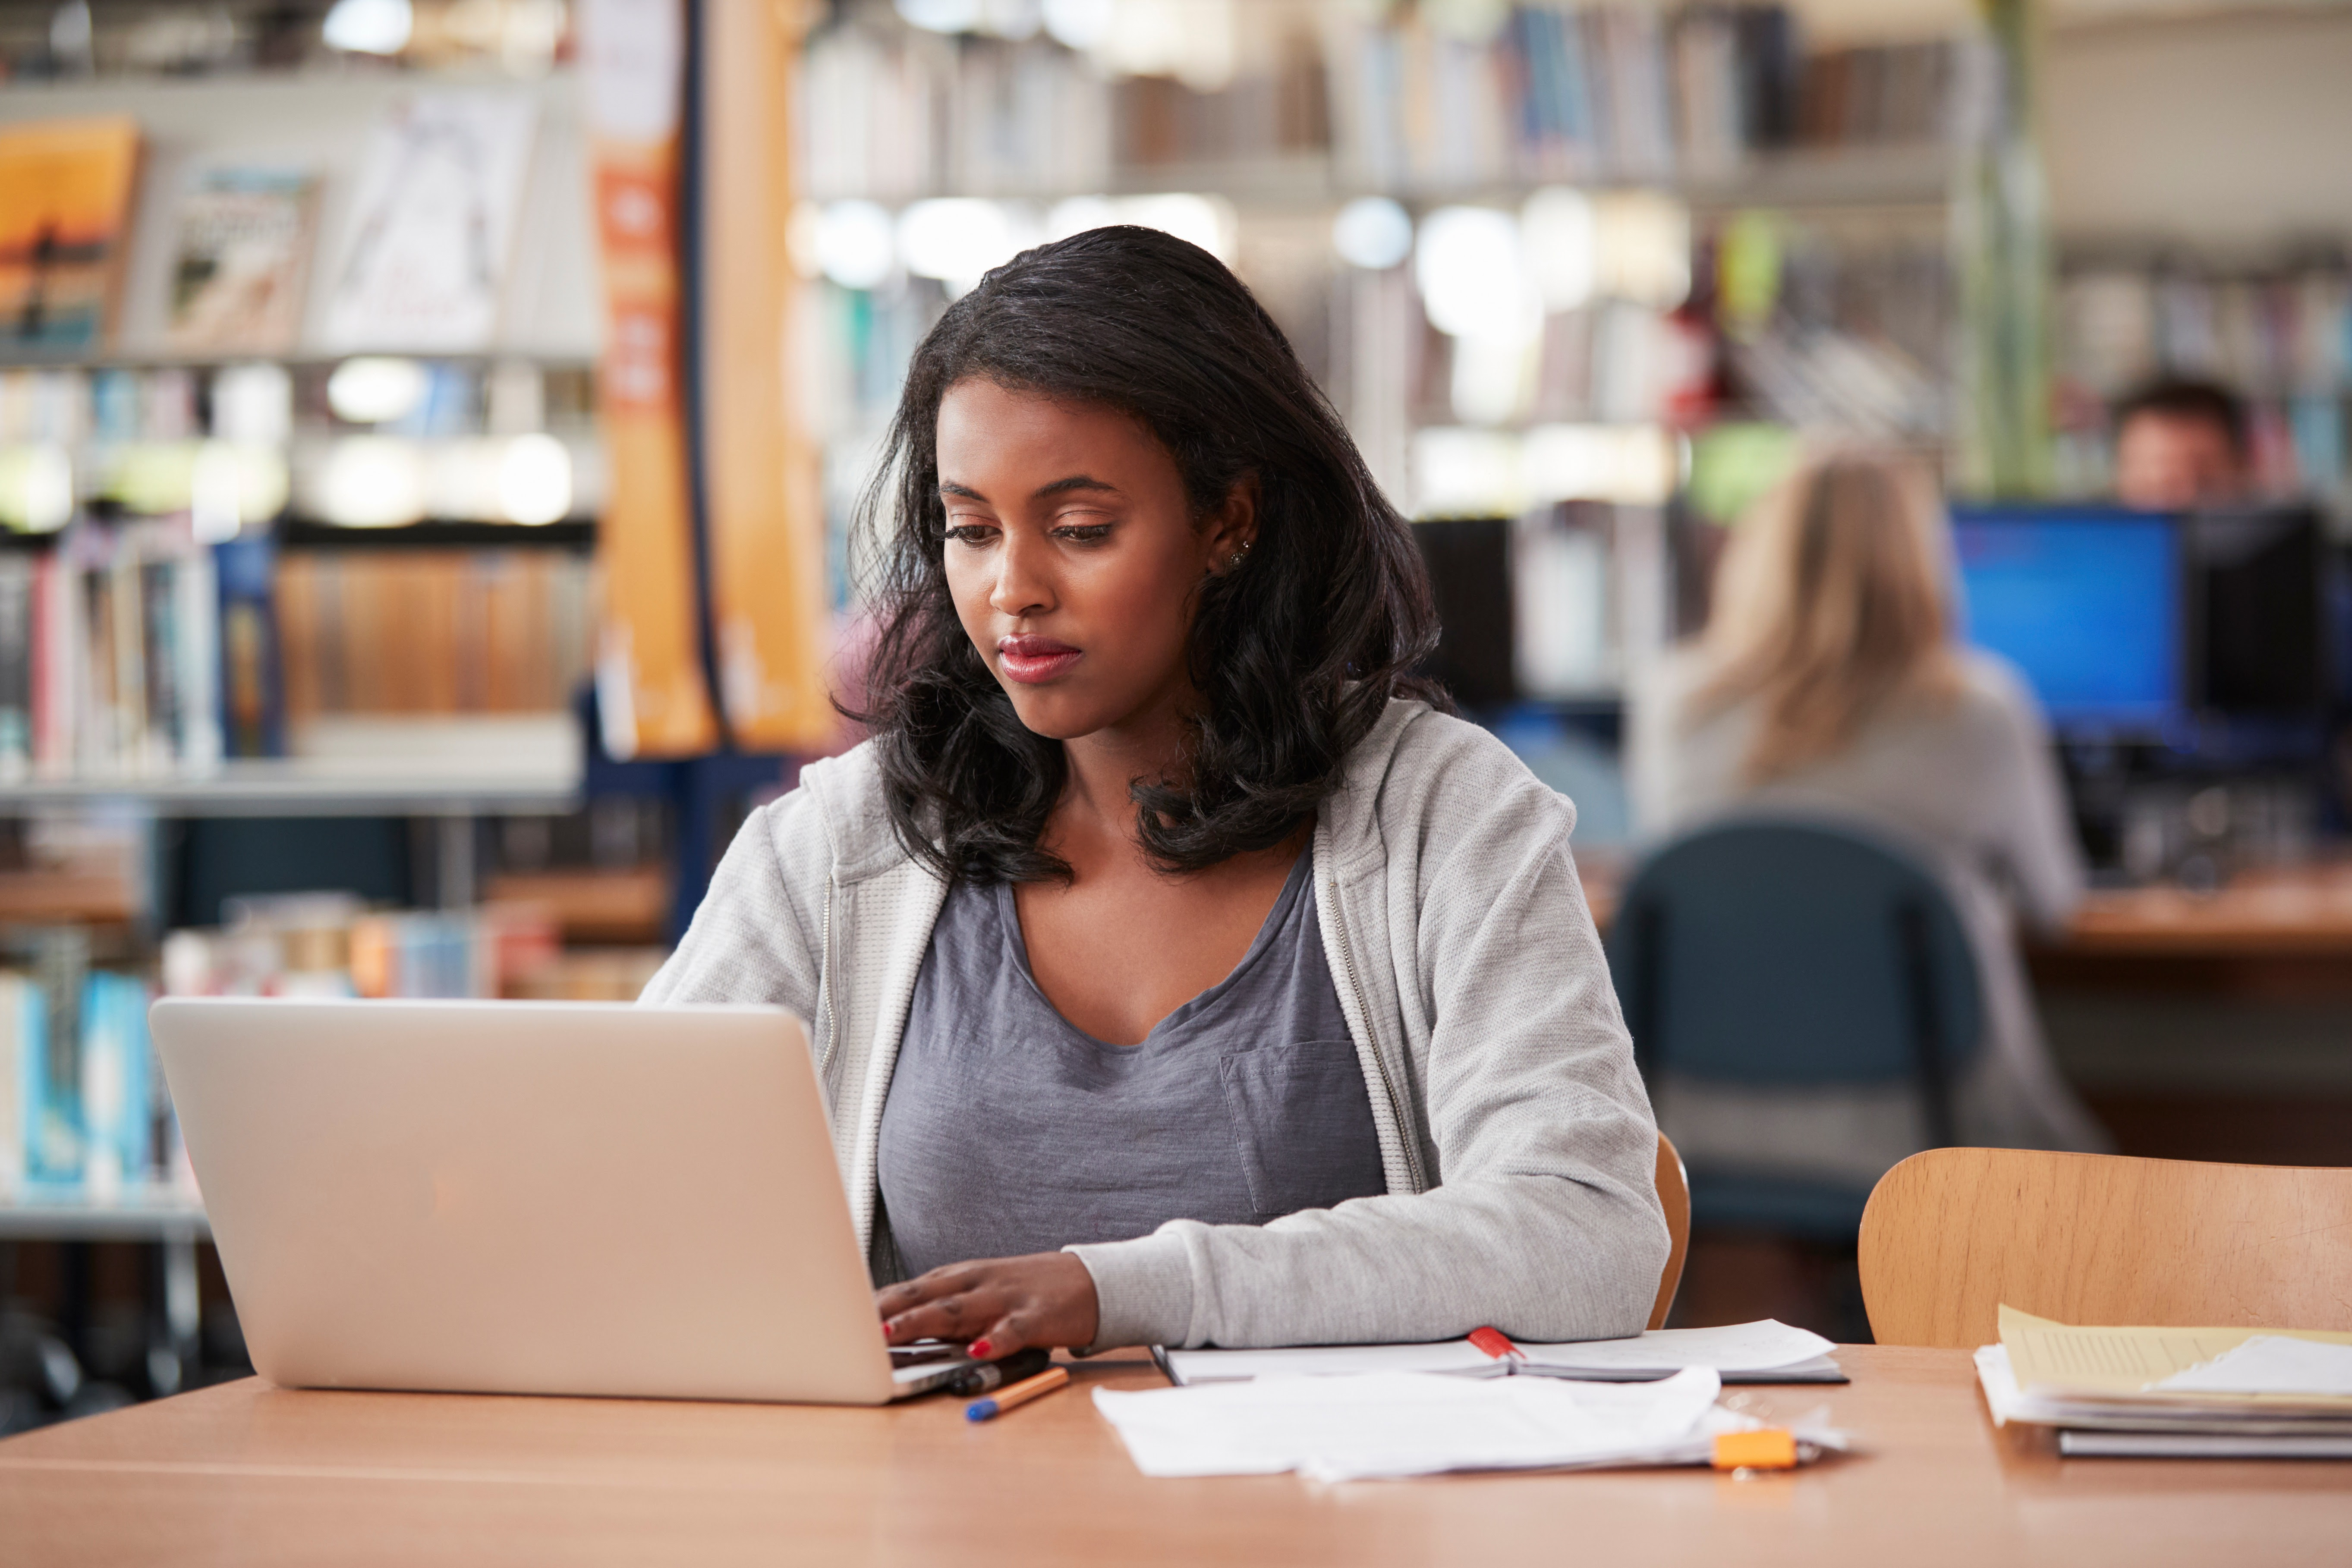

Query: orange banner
[[579, 0, 716, 759], [698, 0, 836, 752]]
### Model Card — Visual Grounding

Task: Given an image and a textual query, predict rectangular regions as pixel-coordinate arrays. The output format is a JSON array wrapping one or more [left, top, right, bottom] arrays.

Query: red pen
[[1467, 1326, 1523, 1362]]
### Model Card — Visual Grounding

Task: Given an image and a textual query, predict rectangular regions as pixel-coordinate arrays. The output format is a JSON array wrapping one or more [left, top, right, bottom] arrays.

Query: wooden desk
[[2063, 869, 2352, 960], [1, 1347, 2343, 1567], [1581, 855, 2352, 964]]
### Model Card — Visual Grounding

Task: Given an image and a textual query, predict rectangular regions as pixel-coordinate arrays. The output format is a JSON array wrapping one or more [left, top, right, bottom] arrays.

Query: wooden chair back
[[1858, 1146, 2352, 1348], [1651, 1130, 1691, 1331]]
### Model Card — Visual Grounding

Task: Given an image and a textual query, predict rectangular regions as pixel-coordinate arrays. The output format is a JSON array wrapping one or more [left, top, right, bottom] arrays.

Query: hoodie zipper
[[1329, 875, 1428, 1195], [815, 876, 839, 1082]]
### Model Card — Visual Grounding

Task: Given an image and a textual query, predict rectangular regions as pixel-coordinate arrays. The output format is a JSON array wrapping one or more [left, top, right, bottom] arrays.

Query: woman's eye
[[1054, 523, 1113, 544], [944, 523, 995, 546]]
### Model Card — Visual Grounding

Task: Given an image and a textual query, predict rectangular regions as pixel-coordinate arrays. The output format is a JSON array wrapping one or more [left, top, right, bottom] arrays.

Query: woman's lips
[[996, 635, 1082, 685]]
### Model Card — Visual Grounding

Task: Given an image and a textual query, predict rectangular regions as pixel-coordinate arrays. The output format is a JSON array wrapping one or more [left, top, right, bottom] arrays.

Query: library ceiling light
[[1333, 197, 1412, 271], [1044, 194, 1229, 263], [1411, 428, 1524, 520], [898, 200, 1027, 293], [1523, 423, 1678, 507], [1045, 196, 1119, 244], [322, 0, 412, 55], [1415, 206, 1543, 346], [327, 358, 429, 426], [816, 202, 898, 291], [212, 364, 293, 446], [1521, 188, 1598, 312], [899, 0, 1043, 36], [497, 435, 573, 526], [1083, 0, 1236, 91], [1114, 194, 1233, 264], [1595, 192, 1691, 309], [1451, 337, 1537, 428], [0, 445, 73, 534], [1041, 0, 1113, 50], [896, 0, 983, 32], [192, 441, 280, 544], [317, 438, 428, 528]]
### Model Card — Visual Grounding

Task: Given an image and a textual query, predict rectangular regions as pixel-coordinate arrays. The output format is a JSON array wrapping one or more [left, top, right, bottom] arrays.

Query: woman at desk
[[645, 227, 1666, 1359], [1628, 454, 2109, 1187]]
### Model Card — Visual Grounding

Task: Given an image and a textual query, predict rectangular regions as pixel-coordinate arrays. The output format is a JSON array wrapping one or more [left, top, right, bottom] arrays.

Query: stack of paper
[[1159, 1320, 1842, 1387], [1095, 1367, 1849, 1481], [1976, 1305, 2352, 1458]]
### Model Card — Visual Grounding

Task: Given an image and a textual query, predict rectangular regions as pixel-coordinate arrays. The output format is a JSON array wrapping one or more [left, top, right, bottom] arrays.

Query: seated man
[[2112, 376, 2251, 510]]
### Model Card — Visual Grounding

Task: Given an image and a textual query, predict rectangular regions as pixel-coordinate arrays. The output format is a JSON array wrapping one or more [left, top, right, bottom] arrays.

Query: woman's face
[[936, 378, 1250, 743]]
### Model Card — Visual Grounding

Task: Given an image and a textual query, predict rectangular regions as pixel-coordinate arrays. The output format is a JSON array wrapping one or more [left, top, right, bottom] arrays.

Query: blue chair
[[1605, 818, 1984, 1243]]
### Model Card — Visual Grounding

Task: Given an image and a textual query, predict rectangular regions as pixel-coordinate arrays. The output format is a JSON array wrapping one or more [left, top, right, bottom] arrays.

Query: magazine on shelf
[[0, 117, 142, 351], [321, 92, 538, 353], [165, 165, 320, 354]]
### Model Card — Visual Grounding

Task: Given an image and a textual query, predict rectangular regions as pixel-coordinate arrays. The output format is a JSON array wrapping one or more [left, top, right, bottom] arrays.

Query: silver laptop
[[152, 998, 969, 1405]]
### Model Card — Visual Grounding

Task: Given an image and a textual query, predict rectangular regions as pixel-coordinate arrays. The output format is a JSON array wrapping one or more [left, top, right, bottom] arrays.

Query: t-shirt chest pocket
[[1216, 1039, 1387, 1219]]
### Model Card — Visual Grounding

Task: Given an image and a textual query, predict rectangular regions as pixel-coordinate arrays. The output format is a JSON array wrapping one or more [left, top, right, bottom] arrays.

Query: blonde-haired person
[[1628, 453, 2107, 1188]]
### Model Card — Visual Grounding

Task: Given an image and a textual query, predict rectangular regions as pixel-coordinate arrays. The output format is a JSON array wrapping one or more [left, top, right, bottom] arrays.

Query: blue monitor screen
[[1949, 507, 2181, 731]]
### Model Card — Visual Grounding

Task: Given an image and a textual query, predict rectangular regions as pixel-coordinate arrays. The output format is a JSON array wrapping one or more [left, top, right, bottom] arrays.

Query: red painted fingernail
[[970, 1339, 992, 1358]]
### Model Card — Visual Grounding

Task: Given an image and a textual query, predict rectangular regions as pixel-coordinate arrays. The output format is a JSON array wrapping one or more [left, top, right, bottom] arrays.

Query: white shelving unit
[[0, 715, 582, 819], [0, 1187, 207, 1243]]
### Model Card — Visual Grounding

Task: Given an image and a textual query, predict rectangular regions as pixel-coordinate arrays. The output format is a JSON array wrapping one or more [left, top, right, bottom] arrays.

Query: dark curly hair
[[852, 225, 1442, 885]]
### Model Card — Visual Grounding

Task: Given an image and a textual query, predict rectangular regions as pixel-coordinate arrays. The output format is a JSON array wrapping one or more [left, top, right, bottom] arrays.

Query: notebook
[[1976, 1305, 2352, 1458], [1156, 1319, 1843, 1387]]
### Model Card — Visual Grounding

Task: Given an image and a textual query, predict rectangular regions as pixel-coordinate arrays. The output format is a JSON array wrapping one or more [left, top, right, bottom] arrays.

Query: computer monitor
[[2184, 504, 2326, 718], [1414, 516, 1516, 709], [1948, 505, 2182, 734]]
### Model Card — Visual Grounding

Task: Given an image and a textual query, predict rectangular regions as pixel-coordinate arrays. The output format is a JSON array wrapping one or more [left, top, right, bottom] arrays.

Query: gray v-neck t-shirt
[[876, 846, 1385, 1279]]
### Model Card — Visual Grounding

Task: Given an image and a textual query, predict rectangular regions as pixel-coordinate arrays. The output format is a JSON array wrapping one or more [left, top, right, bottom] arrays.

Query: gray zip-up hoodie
[[642, 698, 1667, 1350]]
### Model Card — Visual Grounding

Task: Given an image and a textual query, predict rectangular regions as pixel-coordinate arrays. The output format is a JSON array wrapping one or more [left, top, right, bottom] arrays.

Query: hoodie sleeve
[[638, 783, 830, 1020], [1068, 713, 1669, 1350]]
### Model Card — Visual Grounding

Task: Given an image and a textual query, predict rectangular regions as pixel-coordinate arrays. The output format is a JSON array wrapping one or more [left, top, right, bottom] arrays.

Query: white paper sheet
[[1093, 1368, 1729, 1481], [2155, 1335, 2352, 1397], [1516, 1320, 1836, 1373]]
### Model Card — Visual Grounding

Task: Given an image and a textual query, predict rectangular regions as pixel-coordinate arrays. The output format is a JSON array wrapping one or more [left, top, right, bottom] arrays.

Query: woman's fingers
[[967, 1309, 1030, 1360], [881, 1287, 994, 1345], [872, 1253, 1099, 1353]]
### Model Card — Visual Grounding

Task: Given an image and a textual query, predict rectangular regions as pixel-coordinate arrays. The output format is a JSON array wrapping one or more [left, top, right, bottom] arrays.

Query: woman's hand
[[876, 1252, 1101, 1360]]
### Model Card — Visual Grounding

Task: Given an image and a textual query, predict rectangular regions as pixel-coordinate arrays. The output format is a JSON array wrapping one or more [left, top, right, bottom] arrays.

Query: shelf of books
[[2055, 255, 2352, 512], [0, 43, 604, 816], [0, 28, 669, 1253], [786, 0, 1978, 722]]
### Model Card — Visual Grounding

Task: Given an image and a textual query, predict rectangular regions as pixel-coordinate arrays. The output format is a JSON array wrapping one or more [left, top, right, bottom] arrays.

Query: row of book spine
[[0, 523, 224, 782], [0, 967, 177, 1198], [800, 25, 1116, 202], [2056, 262, 2352, 504], [274, 550, 595, 721], [1324, 4, 1988, 191], [0, 528, 598, 781], [161, 902, 560, 1004], [798, 6, 1984, 203]]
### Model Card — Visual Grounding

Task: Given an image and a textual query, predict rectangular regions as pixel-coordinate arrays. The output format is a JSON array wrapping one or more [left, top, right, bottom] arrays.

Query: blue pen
[[965, 1365, 1069, 1422]]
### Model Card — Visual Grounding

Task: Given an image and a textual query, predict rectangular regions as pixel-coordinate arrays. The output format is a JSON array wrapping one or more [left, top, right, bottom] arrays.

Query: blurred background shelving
[[0, 0, 2345, 1425]]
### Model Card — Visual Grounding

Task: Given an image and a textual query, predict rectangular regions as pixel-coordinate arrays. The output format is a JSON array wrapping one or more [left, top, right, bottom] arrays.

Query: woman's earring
[[1226, 540, 1251, 572]]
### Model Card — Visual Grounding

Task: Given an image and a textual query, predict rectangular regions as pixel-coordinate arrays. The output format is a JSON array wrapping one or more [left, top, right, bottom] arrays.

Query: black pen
[[945, 1347, 1052, 1396]]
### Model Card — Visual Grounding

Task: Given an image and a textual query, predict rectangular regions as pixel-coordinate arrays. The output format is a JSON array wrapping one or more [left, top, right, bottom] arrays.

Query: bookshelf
[[0, 1187, 207, 1243], [2053, 252, 2352, 515], [790, 0, 1995, 729]]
